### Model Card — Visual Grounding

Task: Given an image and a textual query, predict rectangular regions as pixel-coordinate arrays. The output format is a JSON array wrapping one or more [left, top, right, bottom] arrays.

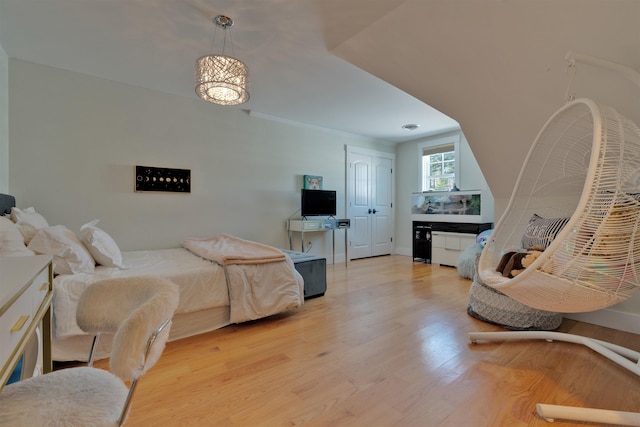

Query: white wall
[[333, 0, 640, 203], [0, 43, 7, 193], [394, 130, 493, 256], [7, 59, 392, 261]]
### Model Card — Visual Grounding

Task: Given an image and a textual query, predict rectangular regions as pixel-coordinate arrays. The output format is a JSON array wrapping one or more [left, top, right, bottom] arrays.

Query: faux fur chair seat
[[0, 276, 179, 426], [0, 367, 127, 426]]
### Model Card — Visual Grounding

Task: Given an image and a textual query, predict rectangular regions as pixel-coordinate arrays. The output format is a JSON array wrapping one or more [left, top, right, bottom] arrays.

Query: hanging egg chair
[[469, 52, 640, 426], [477, 97, 640, 313]]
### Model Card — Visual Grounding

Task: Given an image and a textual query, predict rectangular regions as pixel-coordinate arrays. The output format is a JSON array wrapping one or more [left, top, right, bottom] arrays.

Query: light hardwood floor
[[94, 255, 640, 426]]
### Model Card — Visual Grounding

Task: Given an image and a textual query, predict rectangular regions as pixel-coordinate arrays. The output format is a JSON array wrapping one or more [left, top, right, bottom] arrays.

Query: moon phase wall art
[[135, 165, 191, 193]]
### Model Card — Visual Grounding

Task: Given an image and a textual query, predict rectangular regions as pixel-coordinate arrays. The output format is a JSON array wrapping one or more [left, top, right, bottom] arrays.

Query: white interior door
[[347, 147, 394, 259], [348, 152, 373, 259], [371, 156, 392, 256]]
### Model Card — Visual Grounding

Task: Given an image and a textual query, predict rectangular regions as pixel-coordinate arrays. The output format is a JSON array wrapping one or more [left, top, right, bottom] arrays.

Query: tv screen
[[301, 189, 336, 217]]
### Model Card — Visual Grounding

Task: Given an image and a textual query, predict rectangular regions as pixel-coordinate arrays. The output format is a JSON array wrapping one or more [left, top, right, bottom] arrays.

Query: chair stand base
[[468, 331, 640, 426], [537, 403, 640, 426]]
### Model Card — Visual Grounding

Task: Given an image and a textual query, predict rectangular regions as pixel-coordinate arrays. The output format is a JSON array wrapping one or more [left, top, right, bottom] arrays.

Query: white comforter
[[53, 247, 304, 339], [219, 257, 303, 323], [183, 234, 304, 323]]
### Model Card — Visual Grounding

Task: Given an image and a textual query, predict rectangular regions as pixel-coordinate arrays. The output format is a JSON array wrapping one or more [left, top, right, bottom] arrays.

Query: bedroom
[[1, 1, 640, 425], [1, 0, 638, 333]]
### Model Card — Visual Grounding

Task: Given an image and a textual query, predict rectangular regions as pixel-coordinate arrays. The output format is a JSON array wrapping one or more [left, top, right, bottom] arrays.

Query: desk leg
[[42, 305, 52, 374], [301, 231, 305, 252], [345, 229, 348, 267], [332, 229, 336, 265], [288, 230, 293, 250]]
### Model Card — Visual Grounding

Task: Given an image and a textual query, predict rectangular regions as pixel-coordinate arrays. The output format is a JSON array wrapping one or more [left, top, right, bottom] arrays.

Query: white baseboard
[[394, 247, 412, 257], [331, 254, 346, 264], [565, 309, 640, 335]]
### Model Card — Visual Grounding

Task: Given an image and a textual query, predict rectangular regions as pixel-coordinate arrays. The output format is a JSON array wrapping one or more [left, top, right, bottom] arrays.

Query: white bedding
[[224, 257, 303, 323], [181, 235, 304, 323], [53, 245, 304, 362], [54, 248, 228, 338]]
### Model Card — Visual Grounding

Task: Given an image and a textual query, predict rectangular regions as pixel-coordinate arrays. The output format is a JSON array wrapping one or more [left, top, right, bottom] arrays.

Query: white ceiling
[[0, 0, 460, 144], [1, 0, 638, 198]]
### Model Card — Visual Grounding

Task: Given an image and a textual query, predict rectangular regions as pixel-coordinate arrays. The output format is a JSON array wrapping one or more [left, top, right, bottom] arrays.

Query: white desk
[[0, 255, 53, 390], [287, 218, 350, 265]]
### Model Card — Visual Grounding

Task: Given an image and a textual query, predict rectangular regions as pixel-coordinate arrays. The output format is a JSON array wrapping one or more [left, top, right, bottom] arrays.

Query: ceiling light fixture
[[195, 15, 249, 106], [402, 124, 420, 131]]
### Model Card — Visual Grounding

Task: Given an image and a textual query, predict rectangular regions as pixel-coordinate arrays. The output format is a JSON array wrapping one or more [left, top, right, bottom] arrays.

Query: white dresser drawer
[[459, 234, 477, 249], [432, 232, 478, 267], [432, 233, 445, 249], [445, 235, 461, 250], [432, 247, 461, 267], [0, 284, 35, 373], [433, 232, 465, 249], [31, 268, 50, 314]]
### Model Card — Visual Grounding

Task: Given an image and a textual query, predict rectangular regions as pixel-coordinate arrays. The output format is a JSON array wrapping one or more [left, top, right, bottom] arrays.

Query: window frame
[[418, 134, 461, 192]]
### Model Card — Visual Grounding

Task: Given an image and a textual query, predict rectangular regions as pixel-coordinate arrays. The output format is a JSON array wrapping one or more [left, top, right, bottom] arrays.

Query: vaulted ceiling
[[1, 0, 638, 199]]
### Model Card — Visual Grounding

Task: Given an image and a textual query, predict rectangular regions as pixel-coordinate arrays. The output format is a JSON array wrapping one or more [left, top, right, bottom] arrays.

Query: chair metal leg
[[87, 334, 100, 367], [117, 378, 139, 426], [117, 319, 172, 426]]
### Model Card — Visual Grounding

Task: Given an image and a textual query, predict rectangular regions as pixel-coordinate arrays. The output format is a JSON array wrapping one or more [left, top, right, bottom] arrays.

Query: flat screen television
[[301, 189, 336, 217]]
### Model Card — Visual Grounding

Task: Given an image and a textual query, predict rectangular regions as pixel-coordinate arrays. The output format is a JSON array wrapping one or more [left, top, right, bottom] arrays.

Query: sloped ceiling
[[0, 0, 638, 199], [333, 0, 640, 198]]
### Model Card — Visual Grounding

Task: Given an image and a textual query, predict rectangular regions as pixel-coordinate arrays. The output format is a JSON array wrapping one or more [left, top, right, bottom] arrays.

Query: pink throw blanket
[[183, 234, 286, 266]]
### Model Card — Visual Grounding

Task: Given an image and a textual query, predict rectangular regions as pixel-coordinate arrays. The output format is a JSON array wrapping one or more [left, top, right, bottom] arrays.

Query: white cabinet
[[412, 221, 492, 266], [432, 231, 477, 267], [0, 255, 53, 389]]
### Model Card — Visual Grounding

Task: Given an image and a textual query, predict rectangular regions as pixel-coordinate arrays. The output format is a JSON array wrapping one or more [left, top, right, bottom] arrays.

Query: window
[[418, 133, 461, 191], [422, 144, 456, 191], [418, 133, 460, 191]]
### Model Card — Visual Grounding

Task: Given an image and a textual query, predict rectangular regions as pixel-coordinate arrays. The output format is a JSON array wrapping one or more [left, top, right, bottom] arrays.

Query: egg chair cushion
[[467, 271, 563, 331]]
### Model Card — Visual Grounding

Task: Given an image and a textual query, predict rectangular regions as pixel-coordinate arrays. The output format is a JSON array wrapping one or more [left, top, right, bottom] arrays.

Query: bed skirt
[[53, 306, 231, 362]]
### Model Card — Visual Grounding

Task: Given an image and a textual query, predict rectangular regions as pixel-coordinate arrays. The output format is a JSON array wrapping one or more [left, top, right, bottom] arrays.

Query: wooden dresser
[[0, 255, 53, 390]]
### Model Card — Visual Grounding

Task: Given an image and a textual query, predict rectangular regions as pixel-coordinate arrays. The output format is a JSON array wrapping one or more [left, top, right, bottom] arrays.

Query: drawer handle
[[39, 282, 49, 292], [10, 315, 30, 333]]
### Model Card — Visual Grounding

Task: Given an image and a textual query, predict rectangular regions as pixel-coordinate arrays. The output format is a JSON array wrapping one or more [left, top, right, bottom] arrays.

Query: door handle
[[372, 209, 377, 214], [368, 209, 372, 214]]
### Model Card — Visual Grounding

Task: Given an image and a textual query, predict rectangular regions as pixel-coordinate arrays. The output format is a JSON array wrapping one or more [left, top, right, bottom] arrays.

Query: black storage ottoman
[[282, 250, 327, 299]]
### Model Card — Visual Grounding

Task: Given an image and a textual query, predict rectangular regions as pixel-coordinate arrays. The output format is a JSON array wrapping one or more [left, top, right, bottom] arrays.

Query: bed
[[0, 194, 304, 362]]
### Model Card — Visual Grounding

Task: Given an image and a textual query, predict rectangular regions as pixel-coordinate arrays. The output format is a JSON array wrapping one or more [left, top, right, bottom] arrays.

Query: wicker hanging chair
[[469, 52, 640, 426], [477, 97, 640, 313]]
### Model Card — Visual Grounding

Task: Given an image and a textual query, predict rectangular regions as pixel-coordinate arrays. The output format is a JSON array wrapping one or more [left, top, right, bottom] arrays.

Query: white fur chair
[[0, 276, 179, 426]]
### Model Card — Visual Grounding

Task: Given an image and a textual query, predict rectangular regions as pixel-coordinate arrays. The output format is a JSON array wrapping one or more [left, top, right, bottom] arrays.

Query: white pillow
[[28, 225, 95, 275], [80, 219, 126, 269], [0, 216, 35, 257], [10, 207, 50, 244]]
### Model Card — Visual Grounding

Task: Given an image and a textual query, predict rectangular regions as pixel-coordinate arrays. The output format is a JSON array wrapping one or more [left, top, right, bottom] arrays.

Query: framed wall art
[[135, 165, 191, 193]]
